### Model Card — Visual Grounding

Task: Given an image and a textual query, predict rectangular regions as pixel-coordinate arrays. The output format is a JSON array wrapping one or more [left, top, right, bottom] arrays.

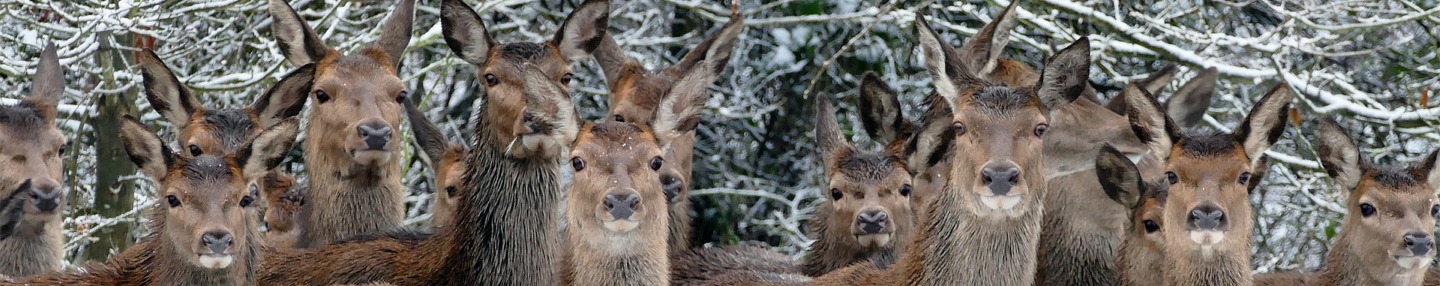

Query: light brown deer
[[8, 115, 298, 285], [259, 172, 306, 247], [1094, 144, 1170, 286], [0, 43, 68, 278], [267, 0, 415, 248], [1311, 118, 1439, 286], [558, 63, 715, 286], [804, 15, 1091, 285], [256, 0, 610, 283], [799, 77, 915, 276], [402, 100, 467, 229], [592, 6, 743, 252], [1124, 77, 1293, 285]]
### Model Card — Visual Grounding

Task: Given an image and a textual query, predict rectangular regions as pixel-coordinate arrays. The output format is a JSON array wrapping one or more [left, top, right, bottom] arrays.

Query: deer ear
[[671, 10, 745, 77], [904, 94, 955, 176], [1313, 118, 1361, 191], [367, 0, 416, 69], [269, 0, 333, 66], [914, 14, 971, 109], [815, 94, 854, 167], [519, 64, 581, 146], [1233, 84, 1292, 166], [1109, 65, 1178, 114], [651, 65, 713, 148], [958, 0, 1018, 77], [405, 99, 451, 168], [30, 43, 64, 105], [440, 0, 495, 66], [138, 49, 203, 129], [1166, 67, 1218, 129], [1096, 144, 1143, 209], [235, 118, 300, 182], [552, 0, 610, 61], [1036, 37, 1090, 111], [119, 115, 177, 180], [1124, 84, 1180, 161], [857, 72, 907, 145], [1417, 148, 1440, 197], [251, 64, 314, 129]]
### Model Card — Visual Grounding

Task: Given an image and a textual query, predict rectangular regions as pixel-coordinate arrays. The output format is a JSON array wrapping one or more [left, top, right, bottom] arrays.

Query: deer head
[[0, 43, 68, 233]]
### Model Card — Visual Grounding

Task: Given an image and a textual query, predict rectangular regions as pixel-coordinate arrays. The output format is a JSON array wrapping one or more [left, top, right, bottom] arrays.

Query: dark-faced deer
[[559, 63, 714, 286], [1125, 78, 1293, 285], [10, 116, 297, 285], [402, 100, 467, 229], [268, 0, 415, 248], [135, 49, 314, 247], [1311, 118, 1439, 286], [592, 6, 743, 252], [1095, 144, 1170, 286], [259, 172, 306, 248], [257, 0, 609, 282], [799, 78, 915, 276], [0, 43, 68, 278], [804, 15, 1091, 285]]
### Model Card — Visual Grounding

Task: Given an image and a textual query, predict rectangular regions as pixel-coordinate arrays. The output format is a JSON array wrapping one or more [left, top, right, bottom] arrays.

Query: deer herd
[[0, 0, 1435, 285]]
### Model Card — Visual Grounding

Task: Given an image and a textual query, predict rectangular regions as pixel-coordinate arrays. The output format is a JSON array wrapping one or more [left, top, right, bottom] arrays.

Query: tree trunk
[[81, 30, 139, 262]]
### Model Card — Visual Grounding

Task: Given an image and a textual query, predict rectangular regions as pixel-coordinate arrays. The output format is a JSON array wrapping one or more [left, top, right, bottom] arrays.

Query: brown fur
[[402, 98, 468, 229], [1126, 79, 1293, 286], [260, 172, 304, 248], [267, 0, 415, 248], [1254, 272, 1315, 286], [0, 43, 67, 278], [671, 246, 800, 286]]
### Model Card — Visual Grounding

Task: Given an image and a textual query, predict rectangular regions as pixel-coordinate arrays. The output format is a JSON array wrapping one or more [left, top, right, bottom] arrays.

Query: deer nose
[[660, 174, 684, 204], [980, 164, 1021, 196], [1405, 232, 1433, 256], [357, 123, 393, 150], [28, 182, 62, 213], [856, 210, 890, 234], [201, 231, 234, 254], [604, 191, 641, 220], [1187, 204, 1226, 230]]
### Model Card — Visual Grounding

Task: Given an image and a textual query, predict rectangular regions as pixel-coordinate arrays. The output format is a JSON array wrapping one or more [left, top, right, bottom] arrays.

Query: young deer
[[1312, 118, 1439, 286], [1124, 78, 1293, 285], [592, 6, 743, 251], [1094, 144, 1171, 286], [800, 78, 915, 276], [402, 100, 466, 229], [259, 172, 306, 247], [135, 49, 315, 247], [267, 0, 415, 248], [9, 116, 297, 285], [257, 1, 609, 283], [805, 16, 1091, 285], [559, 63, 715, 286], [0, 43, 69, 278]]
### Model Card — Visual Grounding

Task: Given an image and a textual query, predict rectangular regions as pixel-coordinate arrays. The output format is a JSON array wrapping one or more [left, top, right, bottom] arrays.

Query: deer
[[558, 62, 716, 286], [266, 0, 415, 248], [1094, 144, 1171, 286], [7, 115, 298, 285], [259, 172, 306, 247], [1306, 117, 1440, 286], [402, 99, 467, 229], [256, 0, 610, 283], [1123, 70, 1293, 285], [765, 15, 1090, 285], [0, 43, 69, 278], [134, 48, 315, 247], [591, 5, 743, 252], [797, 75, 916, 276]]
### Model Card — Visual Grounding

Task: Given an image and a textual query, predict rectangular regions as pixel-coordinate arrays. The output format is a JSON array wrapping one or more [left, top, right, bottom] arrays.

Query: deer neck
[[1320, 232, 1427, 286], [665, 133, 696, 253], [892, 184, 1044, 286], [0, 218, 62, 277], [801, 202, 901, 277], [1117, 235, 1164, 286], [433, 111, 565, 286], [1036, 171, 1127, 285], [565, 215, 670, 286], [1162, 240, 1252, 286], [297, 133, 405, 248]]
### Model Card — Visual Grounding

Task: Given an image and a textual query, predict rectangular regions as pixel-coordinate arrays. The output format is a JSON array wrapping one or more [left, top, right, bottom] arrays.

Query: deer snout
[[356, 121, 394, 151], [27, 181, 63, 213], [980, 163, 1021, 196], [201, 231, 234, 254], [604, 191, 642, 221], [660, 173, 685, 204], [855, 209, 890, 235], [1187, 204, 1226, 231], [1405, 232, 1433, 256]]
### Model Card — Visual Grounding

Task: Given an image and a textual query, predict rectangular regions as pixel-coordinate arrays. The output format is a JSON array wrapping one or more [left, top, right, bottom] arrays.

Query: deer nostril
[[604, 192, 640, 220], [201, 231, 234, 254], [981, 165, 1020, 196], [857, 210, 889, 234], [1405, 233, 1433, 256], [1188, 205, 1226, 230]]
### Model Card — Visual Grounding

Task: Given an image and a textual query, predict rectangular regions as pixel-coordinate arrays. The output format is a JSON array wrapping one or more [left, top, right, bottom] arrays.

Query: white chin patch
[[1188, 230, 1225, 246], [353, 150, 392, 165], [198, 254, 234, 269], [855, 234, 892, 247], [603, 220, 639, 233], [1396, 256, 1431, 269], [980, 195, 1022, 210]]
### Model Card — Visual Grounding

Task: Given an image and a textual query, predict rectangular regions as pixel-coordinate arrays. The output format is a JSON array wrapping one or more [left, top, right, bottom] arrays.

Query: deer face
[[570, 123, 667, 234], [0, 44, 67, 224]]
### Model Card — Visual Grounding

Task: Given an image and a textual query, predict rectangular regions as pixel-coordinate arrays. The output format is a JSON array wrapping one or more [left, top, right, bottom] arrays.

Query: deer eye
[[188, 145, 203, 156], [1033, 124, 1048, 137], [613, 115, 625, 122], [1143, 220, 1159, 233], [314, 90, 331, 104], [952, 123, 967, 136], [900, 184, 912, 197], [445, 186, 457, 197], [571, 157, 586, 172], [484, 74, 499, 87], [649, 157, 664, 171], [830, 188, 843, 200], [166, 195, 181, 208], [397, 90, 409, 103], [1165, 172, 1178, 185], [240, 195, 255, 208], [1431, 205, 1439, 218], [59, 142, 69, 154], [1237, 172, 1252, 185], [561, 73, 574, 85], [1359, 203, 1376, 217]]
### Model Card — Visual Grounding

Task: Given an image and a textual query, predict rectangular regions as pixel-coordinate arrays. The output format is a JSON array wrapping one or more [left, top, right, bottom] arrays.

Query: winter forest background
[[1, 0, 1438, 273]]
